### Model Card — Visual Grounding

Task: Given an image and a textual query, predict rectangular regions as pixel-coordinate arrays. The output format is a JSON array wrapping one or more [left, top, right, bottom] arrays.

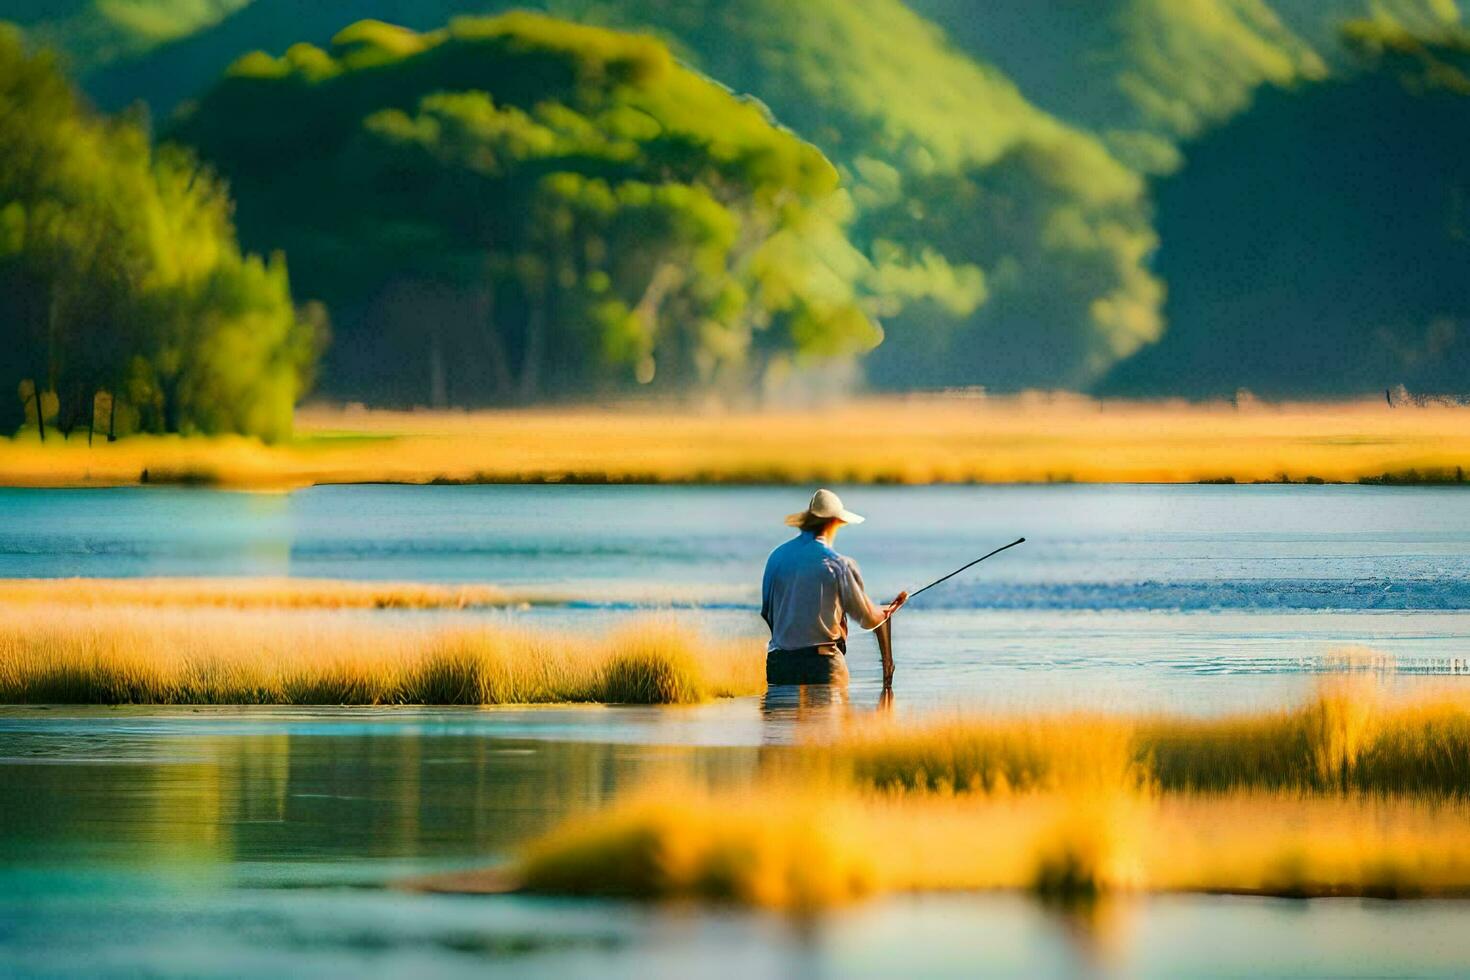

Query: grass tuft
[[1138, 676, 1470, 795], [518, 783, 878, 908], [1029, 795, 1143, 902], [808, 714, 1143, 794], [791, 674, 1470, 799], [600, 624, 704, 704], [0, 605, 762, 705], [495, 779, 1470, 908]]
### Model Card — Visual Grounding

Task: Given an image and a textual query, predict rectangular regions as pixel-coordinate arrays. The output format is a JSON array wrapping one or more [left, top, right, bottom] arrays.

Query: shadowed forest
[[3, 1, 1470, 439]]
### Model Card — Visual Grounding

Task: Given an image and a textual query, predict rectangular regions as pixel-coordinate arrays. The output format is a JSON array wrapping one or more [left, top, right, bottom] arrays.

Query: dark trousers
[[766, 642, 849, 685]]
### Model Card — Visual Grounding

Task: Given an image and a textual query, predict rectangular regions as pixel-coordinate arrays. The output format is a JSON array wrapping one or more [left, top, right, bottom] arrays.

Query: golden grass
[[808, 675, 1470, 797], [0, 577, 544, 611], [0, 605, 764, 704], [515, 779, 882, 908], [1139, 676, 1470, 795], [3, 395, 1468, 487], [1146, 792, 1470, 898], [463, 675, 1470, 907], [504, 782, 1470, 908]]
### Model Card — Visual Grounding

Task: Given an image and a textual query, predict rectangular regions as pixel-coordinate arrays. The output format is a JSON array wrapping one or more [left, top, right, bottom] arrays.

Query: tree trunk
[[633, 262, 682, 330], [55, 383, 75, 440], [630, 262, 684, 385], [107, 390, 117, 442], [31, 380, 45, 443]]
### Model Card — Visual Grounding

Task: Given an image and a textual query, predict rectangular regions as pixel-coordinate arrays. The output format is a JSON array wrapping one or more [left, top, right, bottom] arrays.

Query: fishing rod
[[907, 536, 1026, 602], [876, 537, 1024, 690]]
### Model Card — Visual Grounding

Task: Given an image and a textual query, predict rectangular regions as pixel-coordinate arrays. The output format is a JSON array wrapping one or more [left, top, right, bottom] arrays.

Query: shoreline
[[2, 396, 1467, 489]]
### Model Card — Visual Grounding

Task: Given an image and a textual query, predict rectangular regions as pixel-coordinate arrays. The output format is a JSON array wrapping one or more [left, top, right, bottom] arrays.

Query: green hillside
[[3, 1, 1468, 401], [1100, 22, 1470, 396], [912, 0, 1325, 174], [911, 1, 1459, 176], [1270, 0, 1460, 57], [4, 0, 246, 73]]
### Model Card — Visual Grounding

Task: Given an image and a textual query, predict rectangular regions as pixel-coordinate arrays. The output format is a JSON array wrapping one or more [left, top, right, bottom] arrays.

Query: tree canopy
[[50, 0, 1163, 393], [554, 0, 1163, 390], [0, 27, 317, 439], [172, 14, 880, 405]]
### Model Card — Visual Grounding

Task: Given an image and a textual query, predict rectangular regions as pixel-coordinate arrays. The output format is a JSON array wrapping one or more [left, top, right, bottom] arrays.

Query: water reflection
[[5, 714, 1470, 977], [0, 727, 759, 868], [759, 684, 848, 744], [758, 682, 900, 744], [1041, 895, 1137, 975]]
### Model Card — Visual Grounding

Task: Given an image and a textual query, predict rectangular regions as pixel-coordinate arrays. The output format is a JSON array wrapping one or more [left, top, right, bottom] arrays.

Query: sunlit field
[[3, 395, 1468, 487], [416, 674, 1470, 907], [0, 605, 764, 705]]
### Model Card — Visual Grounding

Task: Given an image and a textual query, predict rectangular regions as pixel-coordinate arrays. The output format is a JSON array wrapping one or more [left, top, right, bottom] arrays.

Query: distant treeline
[[1, 1, 1469, 433]]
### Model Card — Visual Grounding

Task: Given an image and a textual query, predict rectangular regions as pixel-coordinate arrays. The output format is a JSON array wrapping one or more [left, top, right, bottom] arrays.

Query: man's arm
[[837, 558, 906, 630]]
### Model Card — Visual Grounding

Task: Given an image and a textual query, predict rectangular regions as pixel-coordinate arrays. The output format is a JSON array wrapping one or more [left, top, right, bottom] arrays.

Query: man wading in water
[[761, 489, 907, 686]]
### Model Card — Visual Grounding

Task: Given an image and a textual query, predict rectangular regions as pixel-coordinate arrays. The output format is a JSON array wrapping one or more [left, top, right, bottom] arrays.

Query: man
[[761, 488, 907, 686]]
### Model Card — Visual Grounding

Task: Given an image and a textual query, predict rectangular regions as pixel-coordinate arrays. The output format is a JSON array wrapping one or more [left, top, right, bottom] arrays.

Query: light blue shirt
[[761, 531, 883, 654]]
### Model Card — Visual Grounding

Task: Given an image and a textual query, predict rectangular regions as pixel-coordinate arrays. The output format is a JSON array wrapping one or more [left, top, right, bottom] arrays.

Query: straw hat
[[784, 488, 865, 527]]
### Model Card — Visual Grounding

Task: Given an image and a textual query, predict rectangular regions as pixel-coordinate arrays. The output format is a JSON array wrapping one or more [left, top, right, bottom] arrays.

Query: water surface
[[3, 484, 1467, 712], [4, 708, 1470, 978], [4, 485, 1470, 976]]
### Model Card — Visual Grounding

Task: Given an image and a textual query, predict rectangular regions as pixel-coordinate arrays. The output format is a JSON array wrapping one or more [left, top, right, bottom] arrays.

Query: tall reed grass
[[1139, 676, 1470, 795], [0, 606, 763, 705], [517, 780, 880, 908], [486, 674, 1470, 907], [806, 676, 1470, 797], [505, 781, 1470, 907]]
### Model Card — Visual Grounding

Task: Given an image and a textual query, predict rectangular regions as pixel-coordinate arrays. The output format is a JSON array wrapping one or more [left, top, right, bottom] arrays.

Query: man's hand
[[885, 591, 909, 618]]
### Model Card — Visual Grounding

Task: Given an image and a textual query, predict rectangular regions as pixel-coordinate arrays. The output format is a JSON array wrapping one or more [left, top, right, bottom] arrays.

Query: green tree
[[0, 27, 317, 440], [172, 14, 879, 405]]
